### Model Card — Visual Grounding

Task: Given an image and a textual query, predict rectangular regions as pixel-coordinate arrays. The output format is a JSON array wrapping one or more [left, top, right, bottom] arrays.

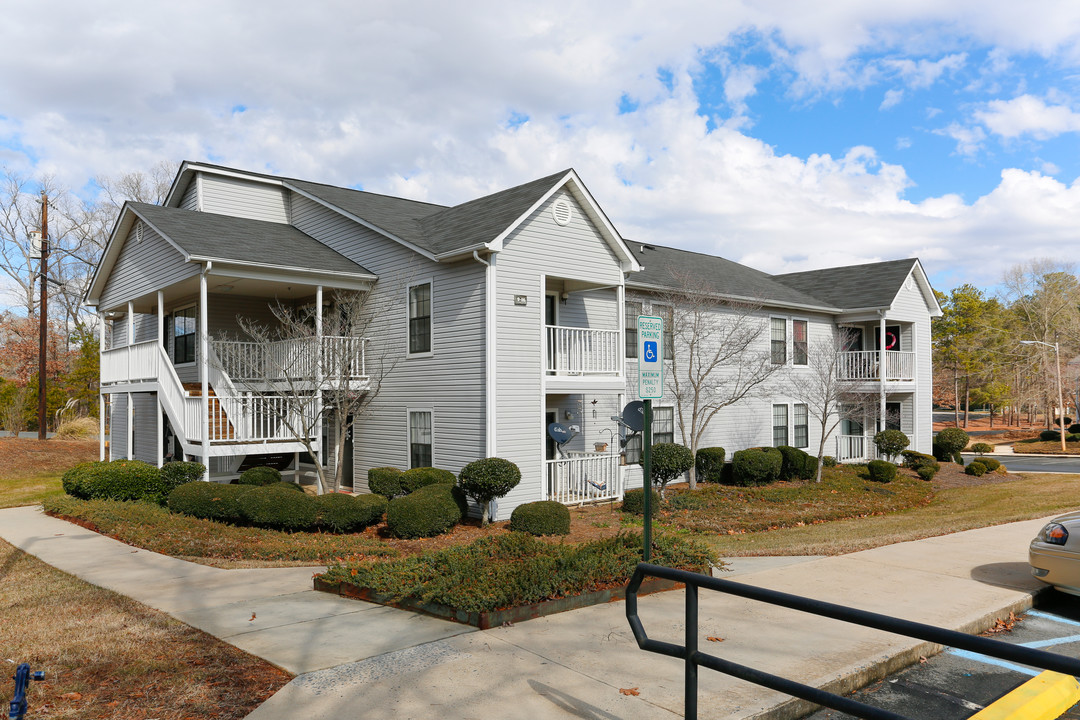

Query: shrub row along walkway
[[0, 504, 1055, 720]]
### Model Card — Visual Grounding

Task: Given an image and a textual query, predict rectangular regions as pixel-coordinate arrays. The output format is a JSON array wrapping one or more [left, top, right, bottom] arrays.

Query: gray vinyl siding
[[110, 394, 128, 460], [131, 393, 158, 464], [99, 223, 199, 312], [889, 276, 934, 453], [496, 190, 625, 517], [557, 288, 618, 329], [109, 314, 156, 348], [180, 181, 199, 211], [200, 175, 289, 224], [290, 193, 486, 496]]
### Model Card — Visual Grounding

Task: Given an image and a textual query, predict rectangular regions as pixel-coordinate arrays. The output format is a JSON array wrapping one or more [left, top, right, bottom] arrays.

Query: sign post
[[637, 315, 664, 561]]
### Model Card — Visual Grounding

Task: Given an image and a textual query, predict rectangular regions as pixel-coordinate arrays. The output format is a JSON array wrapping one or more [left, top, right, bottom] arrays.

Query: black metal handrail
[[626, 562, 1080, 720]]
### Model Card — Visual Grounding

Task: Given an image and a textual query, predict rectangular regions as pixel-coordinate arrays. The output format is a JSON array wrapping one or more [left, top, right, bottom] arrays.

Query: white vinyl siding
[[109, 394, 128, 460], [132, 393, 158, 464], [179, 181, 199, 211], [199, 174, 289, 223], [99, 222, 199, 312]]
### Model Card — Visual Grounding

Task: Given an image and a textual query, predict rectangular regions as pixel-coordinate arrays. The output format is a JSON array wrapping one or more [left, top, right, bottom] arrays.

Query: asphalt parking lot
[[803, 592, 1080, 719]]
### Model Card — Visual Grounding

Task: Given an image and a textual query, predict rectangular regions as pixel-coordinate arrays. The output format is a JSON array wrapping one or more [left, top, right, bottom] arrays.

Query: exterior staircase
[[183, 384, 236, 441]]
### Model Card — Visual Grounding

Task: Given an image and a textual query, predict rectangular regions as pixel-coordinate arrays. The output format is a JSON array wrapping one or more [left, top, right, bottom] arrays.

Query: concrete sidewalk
[[0, 506, 1053, 720]]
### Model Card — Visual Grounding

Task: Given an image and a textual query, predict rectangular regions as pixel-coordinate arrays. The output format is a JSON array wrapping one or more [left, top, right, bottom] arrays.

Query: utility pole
[[37, 192, 48, 441]]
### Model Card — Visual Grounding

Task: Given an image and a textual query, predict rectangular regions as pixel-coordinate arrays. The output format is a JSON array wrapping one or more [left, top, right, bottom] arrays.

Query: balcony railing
[[546, 326, 621, 377], [203, 393, 318, 444], [837, 350, 915, 382], [546, 453, 622, 504], [835, 435, 881, 462], [213, 336, 368, 384]]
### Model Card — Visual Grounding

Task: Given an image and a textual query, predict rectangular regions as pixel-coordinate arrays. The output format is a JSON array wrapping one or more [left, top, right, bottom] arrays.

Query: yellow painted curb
[[969, 670, 1080, 720]]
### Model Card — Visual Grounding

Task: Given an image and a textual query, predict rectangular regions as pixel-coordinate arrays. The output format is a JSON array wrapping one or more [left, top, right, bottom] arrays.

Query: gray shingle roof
[[626, 243, 839, 311], [130, 202, 373, 276], [772, 259, 917, 310]]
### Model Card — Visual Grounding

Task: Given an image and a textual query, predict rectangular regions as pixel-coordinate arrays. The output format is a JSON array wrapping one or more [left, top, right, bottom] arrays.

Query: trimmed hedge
[[731, 448, 782, 486], [1041, 430, 1062, 442], [509, 501, 571, 536], [168, 482, 255, 524], [867, 460, 897, 483], [237, 484, 318, 531], [965, 461, 987, 477], [822, 456, 837, 468], [970, 443, 993, 455], [399, 467, 456, 495], [270, 480, 306, 493], [621, 488, 661, 514], [160, 462, 206, 502], [386, 483, 468, 539], [315, 493, 388, 533], [61, 459, 172, 505], [367, 467, 404, 499], [977, 457, 1002, 472], [873, 430, 910, 461], [694, 447, 726, 484], [934, 428, 969, 462], [238, 466, 282, 486], [777, 446, 814, 481], [458, 457, 521, 523], [901, 450, 939, 480], [916, 465, 936, 481], [1069, 424, 1080, 435], [650, 443, 694, 491]]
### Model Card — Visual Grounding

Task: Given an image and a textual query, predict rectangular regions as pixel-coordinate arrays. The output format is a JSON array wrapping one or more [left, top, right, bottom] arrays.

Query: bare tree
[[656, 276, 783, 489], [220, 289, 397, 494], [785, 331, 879, 482]]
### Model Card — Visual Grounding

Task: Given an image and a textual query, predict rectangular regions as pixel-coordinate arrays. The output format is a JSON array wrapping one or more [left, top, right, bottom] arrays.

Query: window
[[878, 402, 902, 432], [624, 405, 674, 463], [625, 300, 641, 359], [173, 306, 196, 364], [794, 404, 808, 448], [409, 411, 432, 468], [655, 304, 674, 358], [408, 282, 431, 354], [770, 317, 786, 364], [841, 406, 863, 436], [793, 320, 808, 366], [772, 404, 788, 446]]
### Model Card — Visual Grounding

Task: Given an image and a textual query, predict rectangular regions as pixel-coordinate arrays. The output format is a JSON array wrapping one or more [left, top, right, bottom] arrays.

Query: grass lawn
[[0, 537, 291, 719], [0, 438, 97, 509]]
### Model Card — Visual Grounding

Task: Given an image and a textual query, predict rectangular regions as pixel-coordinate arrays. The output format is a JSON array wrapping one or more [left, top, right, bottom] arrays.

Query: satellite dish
[[547, 423, 573, 445], [622, 401, 645, 432]]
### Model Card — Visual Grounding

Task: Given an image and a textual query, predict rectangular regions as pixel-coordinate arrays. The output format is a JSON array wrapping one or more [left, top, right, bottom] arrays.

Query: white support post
[[200, 269, 210, 480], [294, 451, 301, 485], [127, 301, 134, 382], [99, 311, 106, 461], [315, 285, 323, 475], [879, 314, 887, 433], [486, 255, 497, 457], [127, 391, 134, 460], [157, 291, 164, 468]]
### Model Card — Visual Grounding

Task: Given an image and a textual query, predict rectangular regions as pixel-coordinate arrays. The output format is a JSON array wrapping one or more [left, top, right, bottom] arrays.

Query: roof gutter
[[625, 280, 842, 314]]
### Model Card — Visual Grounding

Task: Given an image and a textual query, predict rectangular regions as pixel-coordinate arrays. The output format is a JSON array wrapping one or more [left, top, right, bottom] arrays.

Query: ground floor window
[[772, 404, 788, 446], [794, 403, 808, 448], [409, 410, 432, 468], [624, 405, 674, 463]]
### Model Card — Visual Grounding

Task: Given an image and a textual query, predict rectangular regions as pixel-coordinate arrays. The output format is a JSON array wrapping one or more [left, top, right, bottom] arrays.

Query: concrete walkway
[[0, 506, 1054, 720]]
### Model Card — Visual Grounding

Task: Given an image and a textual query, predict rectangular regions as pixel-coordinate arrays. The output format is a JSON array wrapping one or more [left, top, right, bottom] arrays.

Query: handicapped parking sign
[[637, 316, 663, 400]]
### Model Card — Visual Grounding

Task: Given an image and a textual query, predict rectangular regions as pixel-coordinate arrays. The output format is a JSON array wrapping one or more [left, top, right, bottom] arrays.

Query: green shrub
[[168, 482, 255, 524], [62, 461, 102, 499], [731, 448, 782, 486], [399, 467, 456, 494], [1069, 434, 1080, 443], [1040, 430, 1062, 442], [934, 428, 969, 461], [621, 487, 661, 514], [901, 450, 939, 473], [873, 430, 910, 462], [867, 460, 897, 483], [367, 467, 404, 498], [386, 483, 468, 538], [694, 447, 726, 483], [238, 466, 282, 486], [315, 493, 388, 533], [776, 446, 814, 481], [649, 443, 694, 494], [64, 459, 164, 504], [158, 462, 206, 503], [458, 457, 521, 524], [1069, 424, 1080, 435], [509, 501, 571, 536], [238, 484, 318, 531], [965, 461, 987, 477], [822, 455, 837, 468], [720, 461, 735, 483], [1058, 417, 1074, 427], [270, 480, 306, 492], [953, 451, 964, 466], [977, 457, 1002, 472], [916, 465, 937, 481], [970, 443, 993, 455]]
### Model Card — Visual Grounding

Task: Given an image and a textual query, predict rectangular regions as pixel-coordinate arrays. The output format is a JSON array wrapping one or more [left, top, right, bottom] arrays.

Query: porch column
[[127, 301, 134, 381], [315, 285, 323, 474], [127, 391, 134, 461], [879, 314, 887, 436], [200, 269, 210, 480], [157, 291, 164, 467], [99, 311, 106, 461]]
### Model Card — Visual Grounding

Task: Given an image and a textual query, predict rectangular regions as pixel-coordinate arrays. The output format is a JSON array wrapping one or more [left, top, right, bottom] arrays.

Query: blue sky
[[2, 1, 1080, 296]]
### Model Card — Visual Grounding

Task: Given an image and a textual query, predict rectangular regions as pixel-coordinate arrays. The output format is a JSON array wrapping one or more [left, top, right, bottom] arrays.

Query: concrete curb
[[968, 670, 1080, 720]]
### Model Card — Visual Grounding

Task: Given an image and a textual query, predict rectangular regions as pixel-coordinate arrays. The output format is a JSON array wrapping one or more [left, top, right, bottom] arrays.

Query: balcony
[[545, 325, 623, 391], [546, 453, 623, 504], [212, 336, 368, 389], [837, 350, 915, 383]]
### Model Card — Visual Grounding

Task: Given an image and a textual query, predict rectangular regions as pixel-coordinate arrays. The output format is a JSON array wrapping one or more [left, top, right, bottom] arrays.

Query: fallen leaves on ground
[[619, 687, 640, 696]]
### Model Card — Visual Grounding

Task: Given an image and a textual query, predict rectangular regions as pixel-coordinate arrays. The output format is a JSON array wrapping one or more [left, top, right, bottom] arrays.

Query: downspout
[[473, 251, 497, 460], [200, 262, 211, 481], [99, 310, 106, 461]]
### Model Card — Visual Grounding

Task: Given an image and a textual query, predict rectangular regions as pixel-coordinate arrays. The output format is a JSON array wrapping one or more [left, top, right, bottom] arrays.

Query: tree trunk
[[963, 377, 970, 429], [953, 373, 960, 427], [989, 404, 995, 428]]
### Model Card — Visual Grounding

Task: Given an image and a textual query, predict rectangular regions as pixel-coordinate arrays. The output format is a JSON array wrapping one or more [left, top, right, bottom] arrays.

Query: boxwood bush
[[621, 487, 661, 514], [1069, 424, 1080, 435], [160, 461, 206, 500], [694, 447, 726, 484], [970, 443, 993, 455], [458, 457, 521, 524], [386, 483, 468, 539], [731, 448, 782, 486], [916, 465, 937, 481], [1040, 430, 1062, 442], [977, 457, 1002, 472], [649, 443, 694, 495], [367, 466, 404, 499], [867, 460, 897, 483], [933, 428, 969, 462], [314, 493, 388, 533], [168, 482, 255, 524], [822, 455, 837, 468], [776, 446, 814, 481], [509, 500, 571, 536], [238, 466, 282, 486], [873, 430, 910, 462], [965, 461, 987, 477], [61, 459, 170, 504], [399, 467, 456, 495], [238, 484, 318, 531]]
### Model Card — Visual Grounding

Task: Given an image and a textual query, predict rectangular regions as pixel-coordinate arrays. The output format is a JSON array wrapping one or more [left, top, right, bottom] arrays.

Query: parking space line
[[944, 649, 1040, 677], [1020, 634, 1080, 650], [1028, 610, 1080, 629]]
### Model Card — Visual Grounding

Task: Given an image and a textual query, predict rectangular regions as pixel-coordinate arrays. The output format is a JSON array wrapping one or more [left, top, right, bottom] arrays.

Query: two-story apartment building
[[87, 161, 939, 520]]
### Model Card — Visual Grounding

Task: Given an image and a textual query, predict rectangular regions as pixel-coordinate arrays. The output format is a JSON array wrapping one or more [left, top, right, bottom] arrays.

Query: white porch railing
[[835, 435, 881, 462], [546, 453, 622, 504], [212, 336, 368, 384], [837, 351, 915, 381], [208, 394, 317, 444], [101, 341, 161, 384], [546, 326, 621, 376]]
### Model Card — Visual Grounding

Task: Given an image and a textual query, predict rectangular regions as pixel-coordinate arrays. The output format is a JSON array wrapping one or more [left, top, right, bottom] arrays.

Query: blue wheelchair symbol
[[644, 341, 657, 362]]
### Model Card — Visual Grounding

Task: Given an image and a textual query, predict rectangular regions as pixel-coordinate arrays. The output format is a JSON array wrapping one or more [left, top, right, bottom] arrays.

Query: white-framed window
[[407, 281, 432, 356], [172, 305, 197, 365], [770, 317, 786, 365], [772, 404, 789, 446], [794, 403, 809, 449], [625, 300, 641, 359], [408, 410, 432, 468], [654, 303, 674, 359], [624, 405, 674, 463], [792, 319, 808, 366]]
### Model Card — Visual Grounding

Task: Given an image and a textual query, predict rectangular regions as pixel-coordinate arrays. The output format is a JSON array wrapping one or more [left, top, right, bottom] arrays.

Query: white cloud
[[883, 53, 967, 89], [881, 89, 905, 110], [974, 94, 1080, 139], [935, 122, 988, 156]]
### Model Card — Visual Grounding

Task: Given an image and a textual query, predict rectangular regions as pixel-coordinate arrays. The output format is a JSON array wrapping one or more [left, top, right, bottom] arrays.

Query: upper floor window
[[408, 282, 431, 355], [770, 318, 786, 364], [173, 306, 196, 365], [793, 320, 808, 366], [625, 300, 641, 359]]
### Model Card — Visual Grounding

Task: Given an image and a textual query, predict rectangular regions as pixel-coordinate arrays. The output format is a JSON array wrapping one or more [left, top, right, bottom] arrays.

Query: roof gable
[[772, 259, 919, 312]]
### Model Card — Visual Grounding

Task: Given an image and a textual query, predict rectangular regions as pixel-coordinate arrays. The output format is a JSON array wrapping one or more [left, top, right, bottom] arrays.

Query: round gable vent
[[552, 198, 572, 226]]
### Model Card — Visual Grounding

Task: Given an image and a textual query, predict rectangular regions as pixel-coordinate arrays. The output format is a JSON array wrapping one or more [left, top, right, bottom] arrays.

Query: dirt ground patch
[[0, 437, 98, 479]]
